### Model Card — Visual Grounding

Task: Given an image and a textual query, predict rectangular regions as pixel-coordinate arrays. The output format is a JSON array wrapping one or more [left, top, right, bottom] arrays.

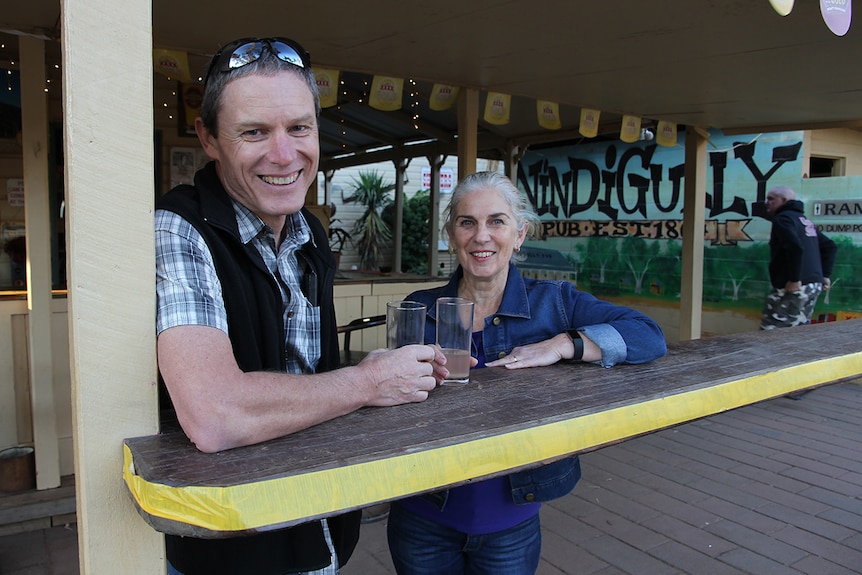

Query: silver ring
[[511, 355, 518, 362]]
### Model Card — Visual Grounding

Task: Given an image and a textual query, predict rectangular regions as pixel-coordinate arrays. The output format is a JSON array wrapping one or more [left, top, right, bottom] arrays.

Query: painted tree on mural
[[649, 241, 682, 297], [703, 244, 770, 303], [620, 236, 662, 294], [824, 236, 862, 307], [575, 236, 620, 285]]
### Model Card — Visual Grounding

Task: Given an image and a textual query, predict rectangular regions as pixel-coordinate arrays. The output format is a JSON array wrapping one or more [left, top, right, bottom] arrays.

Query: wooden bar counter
[[123, 321, 862, 538]]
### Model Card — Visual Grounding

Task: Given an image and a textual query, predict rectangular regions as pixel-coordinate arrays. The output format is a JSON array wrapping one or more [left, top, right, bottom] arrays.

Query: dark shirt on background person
[[760, 185, 837, 330]]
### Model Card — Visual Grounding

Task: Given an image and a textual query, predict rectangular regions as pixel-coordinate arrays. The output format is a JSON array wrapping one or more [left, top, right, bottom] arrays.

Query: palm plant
[[344, 170, 395, 270]]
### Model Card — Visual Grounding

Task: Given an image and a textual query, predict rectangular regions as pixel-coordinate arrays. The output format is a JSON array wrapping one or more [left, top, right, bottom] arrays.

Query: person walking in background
[[386, 171, 667, 575], [760, 186, 837, 330]]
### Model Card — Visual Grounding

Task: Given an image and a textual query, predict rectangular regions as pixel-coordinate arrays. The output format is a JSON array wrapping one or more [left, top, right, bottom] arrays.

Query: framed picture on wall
[[170, 147, 210, 188]]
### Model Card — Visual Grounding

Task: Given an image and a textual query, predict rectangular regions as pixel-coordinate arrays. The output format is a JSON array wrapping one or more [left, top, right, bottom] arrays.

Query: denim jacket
[[408, 264, 667, 506]]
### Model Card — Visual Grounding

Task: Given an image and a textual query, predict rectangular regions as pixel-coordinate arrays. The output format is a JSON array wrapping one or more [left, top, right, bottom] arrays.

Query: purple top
[[396, 330, 541, 534]]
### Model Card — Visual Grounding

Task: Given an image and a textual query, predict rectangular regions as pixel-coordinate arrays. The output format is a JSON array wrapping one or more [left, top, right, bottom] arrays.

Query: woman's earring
[[448, 245, 455, 254], [514, 245, 521, 253]]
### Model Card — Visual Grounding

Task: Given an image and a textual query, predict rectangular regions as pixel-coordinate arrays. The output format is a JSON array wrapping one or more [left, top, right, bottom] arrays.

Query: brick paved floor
[[345, 379, 862, 575], [3, 379, 861, 575]]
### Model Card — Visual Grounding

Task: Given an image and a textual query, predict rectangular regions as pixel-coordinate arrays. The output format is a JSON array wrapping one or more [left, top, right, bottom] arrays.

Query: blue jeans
[[386, 503, 542, 575]]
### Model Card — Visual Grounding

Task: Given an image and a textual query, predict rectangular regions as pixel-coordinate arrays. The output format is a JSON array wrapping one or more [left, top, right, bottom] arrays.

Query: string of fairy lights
[[0, 41, 62, 95]]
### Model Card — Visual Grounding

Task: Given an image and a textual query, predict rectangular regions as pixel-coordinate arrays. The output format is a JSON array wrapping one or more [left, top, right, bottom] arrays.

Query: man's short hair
[[767, 185, 796, 200], [199, 47, 320, 138]]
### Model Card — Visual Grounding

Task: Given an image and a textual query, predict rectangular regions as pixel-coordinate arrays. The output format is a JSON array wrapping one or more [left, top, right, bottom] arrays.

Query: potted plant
[[327, 201, 353, 270], [344, 170, 395, 271], [329, 223, 352, 253]]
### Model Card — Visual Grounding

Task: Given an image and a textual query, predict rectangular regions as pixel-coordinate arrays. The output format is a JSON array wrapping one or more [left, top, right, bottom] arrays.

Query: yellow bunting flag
[[429, 84, 461, 111], [579, 108, 601, 138], [537, 101, 561, 130], [484, 92, 511, 125], [369, 76, 404, 111], [656, 120, 678, 147], [314, 68, 340, 108], [153, 49, 192, 82], [619, 115, 642, 143]]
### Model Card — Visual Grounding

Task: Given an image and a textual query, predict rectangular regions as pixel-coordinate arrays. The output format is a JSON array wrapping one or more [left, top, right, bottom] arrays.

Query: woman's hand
[[486, 332, 599, 369]]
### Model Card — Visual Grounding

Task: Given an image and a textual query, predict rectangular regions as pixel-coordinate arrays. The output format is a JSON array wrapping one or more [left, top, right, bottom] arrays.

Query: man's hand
[[784, 280, 802, 293], [159, 327, 444, 452], [357, 344, 444, 405], [823, 277, 832, 290]]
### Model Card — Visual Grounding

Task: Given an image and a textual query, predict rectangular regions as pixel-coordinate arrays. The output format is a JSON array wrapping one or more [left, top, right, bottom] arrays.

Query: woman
[[387, 171, 667, 575]]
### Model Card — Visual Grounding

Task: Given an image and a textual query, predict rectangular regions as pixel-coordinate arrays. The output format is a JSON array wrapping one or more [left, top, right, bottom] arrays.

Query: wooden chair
[[336, 314, 386, 366]]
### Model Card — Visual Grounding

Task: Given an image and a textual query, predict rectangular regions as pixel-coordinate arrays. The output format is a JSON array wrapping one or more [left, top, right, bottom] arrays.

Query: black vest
[[157, 162, 359, 575]]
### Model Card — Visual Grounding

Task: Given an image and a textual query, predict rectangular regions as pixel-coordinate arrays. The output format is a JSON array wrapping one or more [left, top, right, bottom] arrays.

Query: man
[[760, 185, 837, 330], [155, 37, 445, 575]]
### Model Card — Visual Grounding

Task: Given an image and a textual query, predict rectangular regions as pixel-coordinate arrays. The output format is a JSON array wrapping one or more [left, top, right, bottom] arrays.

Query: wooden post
[[392, 157, 409, 273], [679, 126, 707, 340], [62, 0, 164, 572], [19, 36, 61, 491], [506, 142, 526, 181], [427, 153, 446, 276], [457, 89, 478, 181]]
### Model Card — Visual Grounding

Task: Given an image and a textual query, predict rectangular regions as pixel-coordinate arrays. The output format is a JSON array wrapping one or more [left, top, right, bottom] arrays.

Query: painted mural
[[515, 130, 862, 324]]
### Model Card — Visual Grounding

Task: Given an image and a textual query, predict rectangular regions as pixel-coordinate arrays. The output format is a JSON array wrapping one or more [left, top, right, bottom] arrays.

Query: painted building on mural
[[515, 129, 862, 333]]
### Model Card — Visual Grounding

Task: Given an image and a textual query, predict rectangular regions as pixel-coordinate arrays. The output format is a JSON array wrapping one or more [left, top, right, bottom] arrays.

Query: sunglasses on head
[[203, 37, 311, 86]]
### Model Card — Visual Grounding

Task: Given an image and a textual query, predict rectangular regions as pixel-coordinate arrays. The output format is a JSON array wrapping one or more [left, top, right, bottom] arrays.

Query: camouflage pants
[[759, 282, 823, 330]]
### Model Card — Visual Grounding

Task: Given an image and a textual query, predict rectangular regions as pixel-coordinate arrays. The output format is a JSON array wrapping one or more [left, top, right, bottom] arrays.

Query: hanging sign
[[537, 100, 561, 130], [314, 68, 340, 108], [619, 115, 642, 143], [656, 120, 678, 147], [578, 108, 601, 138], [429, 84, 460, 111], [484, 92, 511, 125], [820, 0, 852, 36], [369, 76, 404, 111], [769, 0, 795, 16], [153, 49, 192, 82]]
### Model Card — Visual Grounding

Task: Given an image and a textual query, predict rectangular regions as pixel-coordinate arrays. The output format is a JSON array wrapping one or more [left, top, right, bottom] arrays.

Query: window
[[809, 156, 845, 178]]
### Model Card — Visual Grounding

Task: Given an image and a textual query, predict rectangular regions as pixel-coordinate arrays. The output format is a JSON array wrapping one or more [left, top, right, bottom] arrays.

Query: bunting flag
[[537, 100, 561, 130], [619, 115, 642, 143], [578, 108, 601, 138], [153, 49, 192, 82], [369, 76, 404, 111], [769, 0, 795, 16], [820, 0, 852, 36], [314, 68, 340, 108], [656, 120, 678, 147], [484, 92, 511, 125], [429, 84, 460, 111]]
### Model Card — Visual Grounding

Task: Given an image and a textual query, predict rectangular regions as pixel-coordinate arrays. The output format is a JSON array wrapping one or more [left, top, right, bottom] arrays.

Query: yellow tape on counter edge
[[123, 352, 862, 533]]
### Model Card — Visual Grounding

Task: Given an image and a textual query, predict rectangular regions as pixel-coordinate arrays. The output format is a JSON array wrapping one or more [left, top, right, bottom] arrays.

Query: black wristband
[[568, 330, 584, 360]]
